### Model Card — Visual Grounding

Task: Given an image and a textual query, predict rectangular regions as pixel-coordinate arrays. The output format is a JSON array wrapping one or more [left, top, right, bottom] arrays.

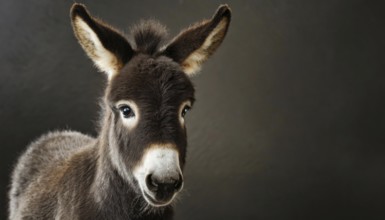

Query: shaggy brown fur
[[9, 3, 231, 220]]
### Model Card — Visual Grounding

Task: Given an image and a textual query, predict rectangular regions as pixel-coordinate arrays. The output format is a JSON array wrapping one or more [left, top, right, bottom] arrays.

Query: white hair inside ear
[[181, 19, 228, 76], [161, 4, 231, 77], [73, 18, 120, 80]]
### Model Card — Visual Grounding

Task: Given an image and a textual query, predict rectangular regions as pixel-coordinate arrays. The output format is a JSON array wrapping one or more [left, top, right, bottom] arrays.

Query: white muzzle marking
[[133, 146, 183, 207]]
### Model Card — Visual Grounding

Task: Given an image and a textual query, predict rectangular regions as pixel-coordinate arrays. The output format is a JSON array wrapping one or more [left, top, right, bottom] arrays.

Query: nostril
[[145, 173, 184, 195], [174, 174, 183, 191], [146, 174, 158, 192]]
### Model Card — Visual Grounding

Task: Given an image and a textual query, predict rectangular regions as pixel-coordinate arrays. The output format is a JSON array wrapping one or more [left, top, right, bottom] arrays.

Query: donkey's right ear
[[70, 4, 133, 80]]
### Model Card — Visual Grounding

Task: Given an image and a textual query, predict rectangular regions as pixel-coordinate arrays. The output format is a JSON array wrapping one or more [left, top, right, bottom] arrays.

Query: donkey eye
[[119, 105, 135, 118], [181, 105, 191, 118]]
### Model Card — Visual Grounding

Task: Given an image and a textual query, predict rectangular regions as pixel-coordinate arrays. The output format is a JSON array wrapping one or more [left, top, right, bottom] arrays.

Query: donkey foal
[[8, 3, 231, 220]]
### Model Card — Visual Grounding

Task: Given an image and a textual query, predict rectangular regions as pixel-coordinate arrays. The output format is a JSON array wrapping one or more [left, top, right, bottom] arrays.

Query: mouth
[[143, 190, 176, 207]]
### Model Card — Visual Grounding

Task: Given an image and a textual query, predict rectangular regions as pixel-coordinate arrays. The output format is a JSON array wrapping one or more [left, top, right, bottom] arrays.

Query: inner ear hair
[[70, 3, 133, 79], [162, 5, 231, 76]]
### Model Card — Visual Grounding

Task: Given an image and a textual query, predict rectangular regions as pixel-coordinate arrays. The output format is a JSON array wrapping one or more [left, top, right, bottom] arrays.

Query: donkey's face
[[107, 55, 195, 206], [71, 4, 231, 207]]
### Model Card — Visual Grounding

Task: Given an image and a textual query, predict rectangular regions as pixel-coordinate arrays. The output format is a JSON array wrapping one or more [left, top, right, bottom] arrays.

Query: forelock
[[130, 20, 168, 55]]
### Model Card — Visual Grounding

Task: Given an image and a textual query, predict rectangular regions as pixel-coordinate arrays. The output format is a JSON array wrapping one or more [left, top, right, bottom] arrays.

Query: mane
[[131, 20, 168, 55]]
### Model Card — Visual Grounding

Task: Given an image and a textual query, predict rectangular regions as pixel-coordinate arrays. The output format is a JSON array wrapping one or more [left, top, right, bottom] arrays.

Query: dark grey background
[[1, 0, 385, 219]]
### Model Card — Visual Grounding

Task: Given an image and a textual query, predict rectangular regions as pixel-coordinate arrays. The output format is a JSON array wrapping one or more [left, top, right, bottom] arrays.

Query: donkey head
[[70, 4, 231, 207]]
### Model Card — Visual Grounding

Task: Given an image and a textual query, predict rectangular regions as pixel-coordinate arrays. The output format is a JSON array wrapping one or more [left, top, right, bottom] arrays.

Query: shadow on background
[[1, 0, 384, 219]]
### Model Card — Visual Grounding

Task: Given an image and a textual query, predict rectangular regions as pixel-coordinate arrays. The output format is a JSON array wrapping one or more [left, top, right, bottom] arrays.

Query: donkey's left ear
[[70, 3, 133, 80], [162, 5, 231, 76]]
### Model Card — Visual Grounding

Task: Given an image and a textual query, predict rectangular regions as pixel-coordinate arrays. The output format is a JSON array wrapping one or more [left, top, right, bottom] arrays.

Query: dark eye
[[181, 105, 191, 118], [119, 105, 135, 118]]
